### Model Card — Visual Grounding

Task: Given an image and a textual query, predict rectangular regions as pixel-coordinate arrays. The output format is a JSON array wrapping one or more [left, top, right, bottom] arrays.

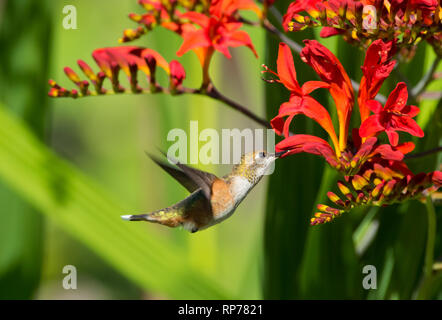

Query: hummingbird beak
[[275, 151, 287, 158]]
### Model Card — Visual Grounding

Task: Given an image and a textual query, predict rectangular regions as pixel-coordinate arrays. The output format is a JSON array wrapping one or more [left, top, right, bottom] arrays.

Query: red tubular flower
[[272, 96, 340, 151], [358, 39, 396, 122], [312, 164, 442, 225], [270, 40, 425, 179], [210, 0, 262, 18], [92, 46, 170, 78], [176, 1, 258, 62], [283, 0, 442, 58], [274, 43, 330, 96], [48, 46, 174, 98], [359, 82, 424, 146], [269, 43, 340, 154], [169, 60, 186, 88], [276, 134, 339, 167], [300, 40, 354, 151], [282, 0, 323, 31]]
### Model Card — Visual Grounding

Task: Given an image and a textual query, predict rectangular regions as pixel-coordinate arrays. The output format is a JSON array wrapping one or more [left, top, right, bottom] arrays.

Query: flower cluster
[[283, 0, 442, 59], [312, 161, 442, 225], [48, 47, 185, 98], [267, 39, 441, 225], [121, 0, 262, 85], [49, 0, 264, 98]]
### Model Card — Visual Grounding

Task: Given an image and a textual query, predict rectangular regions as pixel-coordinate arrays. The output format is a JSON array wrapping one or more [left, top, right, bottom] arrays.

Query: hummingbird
[[121, 150, 285, 233]]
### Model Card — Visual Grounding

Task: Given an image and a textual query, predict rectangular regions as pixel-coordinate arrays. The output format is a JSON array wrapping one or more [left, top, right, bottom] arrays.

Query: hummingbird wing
[[146, 151, 219, 200], [174, 162, 218, 200], [146, 152, 200, 193]]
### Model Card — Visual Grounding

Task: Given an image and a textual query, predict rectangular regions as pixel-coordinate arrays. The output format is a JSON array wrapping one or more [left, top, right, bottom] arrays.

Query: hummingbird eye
[[259, 151, 266, 158]]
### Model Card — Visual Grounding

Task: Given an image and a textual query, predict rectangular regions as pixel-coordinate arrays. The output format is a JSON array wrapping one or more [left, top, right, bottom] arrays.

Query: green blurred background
[[0, 0, 440, 300]]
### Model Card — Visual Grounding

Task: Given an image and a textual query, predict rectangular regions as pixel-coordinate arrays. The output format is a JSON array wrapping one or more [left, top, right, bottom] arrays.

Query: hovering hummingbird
[[121, 150, 285, 233]]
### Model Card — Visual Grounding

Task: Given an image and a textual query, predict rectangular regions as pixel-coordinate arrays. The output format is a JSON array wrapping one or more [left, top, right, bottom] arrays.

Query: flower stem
[[201, 48, 214, 90], [405, 146, 442, 160], [417, 196, 437, 299], [204, 85, 271, 128], [411, 57, 441, 99], [177, 85, 271, 128]]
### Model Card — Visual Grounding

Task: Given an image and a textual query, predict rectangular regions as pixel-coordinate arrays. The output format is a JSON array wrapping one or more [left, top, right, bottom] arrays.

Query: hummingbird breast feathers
[[227, 176, 253, 206]]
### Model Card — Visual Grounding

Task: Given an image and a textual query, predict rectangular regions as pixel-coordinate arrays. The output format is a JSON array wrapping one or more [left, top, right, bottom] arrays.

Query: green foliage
[[0, 0, 52, 299], [263, 6, 327, 297]]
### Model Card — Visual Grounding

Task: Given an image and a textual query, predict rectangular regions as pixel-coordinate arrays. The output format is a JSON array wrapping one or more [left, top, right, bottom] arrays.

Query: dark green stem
[[417, 196, 437, 299]]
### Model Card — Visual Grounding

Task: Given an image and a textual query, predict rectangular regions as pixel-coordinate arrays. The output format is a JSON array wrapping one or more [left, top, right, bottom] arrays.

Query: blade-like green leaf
[[263, 0, 328, 298], [0, 0, 52, 299]]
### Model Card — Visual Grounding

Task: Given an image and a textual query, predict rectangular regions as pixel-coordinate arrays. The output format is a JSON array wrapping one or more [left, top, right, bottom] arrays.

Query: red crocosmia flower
[[359, 82, 424, 146], [270, 41, 422, 176], [210, 0, 262, 18], [92, 47, 170, 77], [275, 134, 339, 168], [176, 2, 257, 63], [271, 95, 340, 152], [274, 43, 330, 96], [269, 43, 339, 153], [319, 27, 345, 38], [282, 0, 323, 31], [358, 39, 396, 122], [169, 60, 186, 88], [283, 0, 441, 59], [300, 40, 354, 151]]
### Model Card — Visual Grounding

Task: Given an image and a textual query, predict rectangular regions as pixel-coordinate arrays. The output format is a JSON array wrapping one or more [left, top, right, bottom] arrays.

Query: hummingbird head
[[231, 150, 285, 184]]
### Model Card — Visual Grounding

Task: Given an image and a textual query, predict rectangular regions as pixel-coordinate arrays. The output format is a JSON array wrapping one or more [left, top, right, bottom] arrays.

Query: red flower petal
[[301, 80, 330, 95], [358, 39, 396, 122], [224, 29, 258, 57], [401, 105, 420, 117], [386, 129, 400, 146], [319, 27, 345, 38], [372, 144, 405, 161], [384, 82, 408, 111], [277, 43, 301, 93], [395, 142, 415, 155], [272, 95, 340, 152], [431, 171, 442, 187], [366, 100, 383, 113], [359, 114, 384, 138], [181, 11, 210, 28], [392, 116, 425, 138], [176, 29, 211, 57], [169, 60, 186, 87], [276, 134, 338, 167], [301, 40, 354, 150]]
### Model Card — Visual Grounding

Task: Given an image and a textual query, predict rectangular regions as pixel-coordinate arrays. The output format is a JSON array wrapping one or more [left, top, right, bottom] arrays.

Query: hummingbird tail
[[121, 209, 183, 228], [121, 214, 154, 222]]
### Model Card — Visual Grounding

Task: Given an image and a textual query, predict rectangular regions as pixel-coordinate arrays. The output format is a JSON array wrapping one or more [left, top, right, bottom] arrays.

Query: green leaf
[[0, 0, 52, 299], [263, 23, 327, 298], [0, 104, 232, 299]]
